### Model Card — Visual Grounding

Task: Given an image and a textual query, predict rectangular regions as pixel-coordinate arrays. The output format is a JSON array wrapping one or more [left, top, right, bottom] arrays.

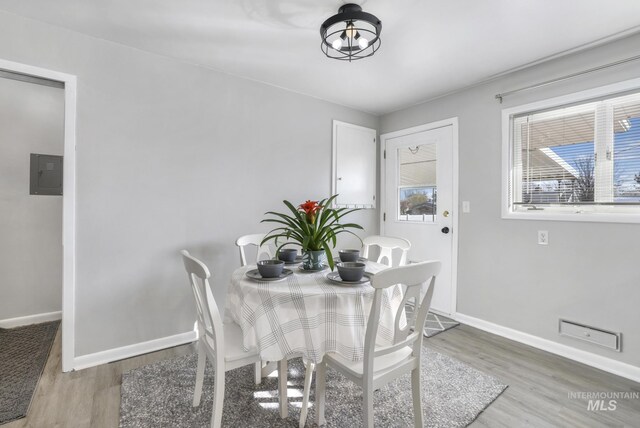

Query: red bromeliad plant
[[299, 200, 323, 223], [260, 195, 363, 270]]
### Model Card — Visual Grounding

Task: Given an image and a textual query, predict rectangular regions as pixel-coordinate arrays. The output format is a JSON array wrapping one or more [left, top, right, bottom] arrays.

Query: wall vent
[[559, 319, 621, 352]]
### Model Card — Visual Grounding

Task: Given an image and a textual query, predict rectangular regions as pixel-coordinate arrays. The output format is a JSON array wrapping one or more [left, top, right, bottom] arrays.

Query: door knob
[[441, 227, 450, 234]]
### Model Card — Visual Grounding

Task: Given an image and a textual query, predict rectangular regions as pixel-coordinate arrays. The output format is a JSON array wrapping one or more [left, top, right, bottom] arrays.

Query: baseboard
[[72, 330, 197, 371], [455, 313, 640, 384], [429, 308, 453, 318], [0, 311, 62, 329]]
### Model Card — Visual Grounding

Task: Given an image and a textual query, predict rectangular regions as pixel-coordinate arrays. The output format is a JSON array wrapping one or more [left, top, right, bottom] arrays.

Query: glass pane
[[613, 96, 640, 203], [514, 105, 596, 204], [397, 143, 437, 222], [510, 91, 640, 214]]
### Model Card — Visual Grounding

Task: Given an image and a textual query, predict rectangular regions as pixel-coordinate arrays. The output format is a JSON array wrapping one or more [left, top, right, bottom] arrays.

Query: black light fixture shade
[[320, 4, 382, 61]]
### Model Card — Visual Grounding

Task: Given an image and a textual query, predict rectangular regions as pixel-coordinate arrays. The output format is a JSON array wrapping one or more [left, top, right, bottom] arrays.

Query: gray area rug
[[0, 321, 59, 425], [120, 346, 507, 427]]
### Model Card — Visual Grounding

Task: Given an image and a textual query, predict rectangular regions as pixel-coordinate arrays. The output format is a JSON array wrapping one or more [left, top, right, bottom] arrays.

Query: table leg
[[255, 361, 279, 385], [315, 360, 326, 426], [261, 361, 278, 378], [278, 359, 288, 418], [299, 360, 315, 428], [254, 361, 262, 384]]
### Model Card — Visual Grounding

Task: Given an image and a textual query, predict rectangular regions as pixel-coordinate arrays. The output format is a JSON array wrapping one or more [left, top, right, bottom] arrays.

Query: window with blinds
[[506, 89, 640, 219]]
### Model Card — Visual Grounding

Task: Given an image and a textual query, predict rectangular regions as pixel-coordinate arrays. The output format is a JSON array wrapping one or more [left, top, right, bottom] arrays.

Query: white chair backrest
[[363, 261, 440, 374], [235, 233, 273, 266], [181, 250, 223, 358], [362, 235, 411, 266]]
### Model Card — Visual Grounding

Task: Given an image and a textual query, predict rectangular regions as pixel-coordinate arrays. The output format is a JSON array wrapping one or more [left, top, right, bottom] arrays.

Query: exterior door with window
[[382, 124, 455, 315]]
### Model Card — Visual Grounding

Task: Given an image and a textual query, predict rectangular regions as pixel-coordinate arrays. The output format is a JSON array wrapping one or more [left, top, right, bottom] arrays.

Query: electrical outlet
[[538, 230, 549, 245], [462, 201, 470, 213]]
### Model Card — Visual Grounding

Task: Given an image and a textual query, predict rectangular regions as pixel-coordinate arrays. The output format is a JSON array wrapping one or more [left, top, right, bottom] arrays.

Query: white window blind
[[508, 91, 640, 215]]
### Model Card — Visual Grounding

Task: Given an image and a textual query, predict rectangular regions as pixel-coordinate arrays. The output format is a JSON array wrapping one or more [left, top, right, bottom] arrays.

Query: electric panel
[[30, 153, 63, 195]]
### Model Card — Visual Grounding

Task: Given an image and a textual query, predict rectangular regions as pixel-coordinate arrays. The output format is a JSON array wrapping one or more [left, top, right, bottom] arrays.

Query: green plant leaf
[[322, 241, 335, 271]]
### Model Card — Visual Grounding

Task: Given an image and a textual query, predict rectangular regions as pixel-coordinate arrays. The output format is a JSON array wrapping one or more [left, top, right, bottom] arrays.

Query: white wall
[[0, 11, 378, 358], [0, 77, 63, 321], [381, 33, 640, 367]]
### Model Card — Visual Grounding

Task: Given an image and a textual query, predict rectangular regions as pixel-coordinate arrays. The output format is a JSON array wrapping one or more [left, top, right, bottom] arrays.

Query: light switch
[[462, 201, 470, 213]]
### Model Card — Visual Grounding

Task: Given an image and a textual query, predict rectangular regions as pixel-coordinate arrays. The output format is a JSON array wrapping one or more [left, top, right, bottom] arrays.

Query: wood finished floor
[[6, 324, 640, 427]]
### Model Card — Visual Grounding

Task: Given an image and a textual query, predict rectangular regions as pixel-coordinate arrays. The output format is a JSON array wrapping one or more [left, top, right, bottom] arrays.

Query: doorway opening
[[0, 59, 77, 372]]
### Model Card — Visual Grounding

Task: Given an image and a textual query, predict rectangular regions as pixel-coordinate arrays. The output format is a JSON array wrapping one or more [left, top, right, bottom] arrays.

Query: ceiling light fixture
[[320, 3, 382, 62]]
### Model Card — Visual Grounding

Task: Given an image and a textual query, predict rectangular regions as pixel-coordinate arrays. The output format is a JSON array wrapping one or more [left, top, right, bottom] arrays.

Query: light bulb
[[358, 38, 369, 49], [345, 23, 356, 39], [332, 39, 343, 50]]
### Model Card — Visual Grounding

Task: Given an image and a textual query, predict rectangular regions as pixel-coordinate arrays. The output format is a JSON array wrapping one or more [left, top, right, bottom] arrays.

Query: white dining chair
[[235, 234, 279, 385], [181, 250, 281, 428], [314, 260, 441, 428], [236, 233, 273, 267], [362, 235, 411, 267]]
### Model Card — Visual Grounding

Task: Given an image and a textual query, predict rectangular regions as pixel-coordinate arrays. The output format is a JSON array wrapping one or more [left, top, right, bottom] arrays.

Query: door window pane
[[397, 143, 437, 222]]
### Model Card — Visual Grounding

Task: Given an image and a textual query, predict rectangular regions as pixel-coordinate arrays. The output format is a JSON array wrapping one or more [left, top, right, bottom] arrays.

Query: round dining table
[[224, 259, 405, 426], [225, 260, 403, 363]]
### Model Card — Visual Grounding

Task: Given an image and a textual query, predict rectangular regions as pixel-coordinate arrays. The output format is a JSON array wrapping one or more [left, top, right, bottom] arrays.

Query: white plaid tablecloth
[[224, 261, 404, 364]]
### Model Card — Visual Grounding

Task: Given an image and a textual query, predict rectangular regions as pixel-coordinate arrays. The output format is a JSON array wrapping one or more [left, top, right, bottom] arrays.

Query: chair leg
[[211, 362, 225, 428], [299, 361, 315, 428], [254, 361, 262, 385], [193, 341, 206, 407], [315, 361, 326, 427], [411, 367, 423, 428], [363, 385, 374, 428], [278, 359, 288, 418]]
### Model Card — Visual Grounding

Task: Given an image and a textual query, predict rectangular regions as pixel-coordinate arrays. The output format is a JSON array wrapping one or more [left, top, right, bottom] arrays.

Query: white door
[[382, 124, 456, 315]]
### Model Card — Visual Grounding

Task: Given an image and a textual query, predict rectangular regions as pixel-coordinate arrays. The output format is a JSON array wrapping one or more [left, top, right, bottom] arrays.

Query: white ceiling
[[2, 0, 640, 115]]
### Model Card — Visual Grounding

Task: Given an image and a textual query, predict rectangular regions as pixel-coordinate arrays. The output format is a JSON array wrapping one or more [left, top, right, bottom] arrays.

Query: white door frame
[[380, 117, 459, 316], [0, 58, 77, 372]]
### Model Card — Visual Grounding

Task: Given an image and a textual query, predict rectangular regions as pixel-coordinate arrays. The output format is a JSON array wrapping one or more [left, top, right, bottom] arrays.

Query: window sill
[[502, 210, 640, 224]]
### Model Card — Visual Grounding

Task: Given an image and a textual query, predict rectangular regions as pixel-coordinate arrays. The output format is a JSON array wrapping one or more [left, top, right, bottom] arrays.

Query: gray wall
[[0, 11, 378, 356], [0, 77, 64, 321], [381, 34, 640, 367]]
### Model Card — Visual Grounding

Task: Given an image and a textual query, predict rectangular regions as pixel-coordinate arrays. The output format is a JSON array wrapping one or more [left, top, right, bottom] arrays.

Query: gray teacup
[[336, 262, 366, 282], [257, 260, 285, 278], [277, 248, 298, 263], [339, 249, 360, 262]]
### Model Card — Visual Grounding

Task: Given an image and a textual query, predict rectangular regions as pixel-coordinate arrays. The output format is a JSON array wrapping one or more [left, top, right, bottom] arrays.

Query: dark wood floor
[[6, 324, 640, 427]]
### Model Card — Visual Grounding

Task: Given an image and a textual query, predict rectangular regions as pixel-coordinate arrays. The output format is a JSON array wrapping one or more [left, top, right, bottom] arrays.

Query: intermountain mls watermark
[[568, 391, 640, 411]]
